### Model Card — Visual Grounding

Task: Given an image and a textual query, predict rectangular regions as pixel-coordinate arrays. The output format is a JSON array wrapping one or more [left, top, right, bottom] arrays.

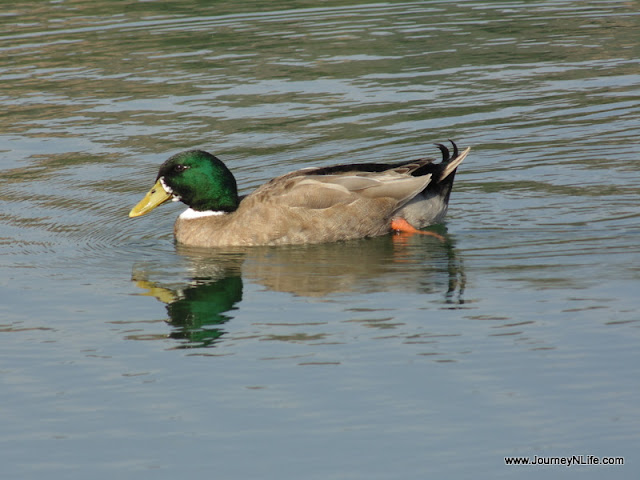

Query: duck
[[129, 141, 469, 247]]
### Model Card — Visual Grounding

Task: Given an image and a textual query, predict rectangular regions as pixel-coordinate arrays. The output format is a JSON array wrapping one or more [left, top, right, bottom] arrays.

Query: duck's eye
[[173, 164, 188, 173]]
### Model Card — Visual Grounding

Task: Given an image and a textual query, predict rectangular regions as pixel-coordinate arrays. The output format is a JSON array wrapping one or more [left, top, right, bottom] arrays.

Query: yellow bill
[[129, 179, 172, 217]]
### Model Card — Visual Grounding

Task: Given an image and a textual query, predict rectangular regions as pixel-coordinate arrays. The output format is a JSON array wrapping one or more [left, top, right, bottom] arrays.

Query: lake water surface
[[1, 1, 639, 479]]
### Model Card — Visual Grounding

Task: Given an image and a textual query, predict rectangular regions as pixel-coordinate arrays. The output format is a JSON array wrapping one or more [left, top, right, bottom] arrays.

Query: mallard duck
[[129, 141, 469, 247]]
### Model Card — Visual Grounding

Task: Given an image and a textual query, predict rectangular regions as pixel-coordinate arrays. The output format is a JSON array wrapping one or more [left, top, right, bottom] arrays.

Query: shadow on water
[[130, 230, 465, 349]]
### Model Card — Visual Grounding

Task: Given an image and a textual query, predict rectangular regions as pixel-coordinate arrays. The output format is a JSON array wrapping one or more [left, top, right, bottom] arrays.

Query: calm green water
[[1, 1, 639, 478]]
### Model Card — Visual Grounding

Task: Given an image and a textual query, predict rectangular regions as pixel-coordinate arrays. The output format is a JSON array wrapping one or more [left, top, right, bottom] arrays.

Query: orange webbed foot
[[391, 218, 446, 242]]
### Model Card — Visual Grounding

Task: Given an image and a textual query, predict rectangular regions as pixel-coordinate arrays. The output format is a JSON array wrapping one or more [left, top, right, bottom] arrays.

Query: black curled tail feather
[[422, 140, 463, 204], [434, 140, 459, 164]]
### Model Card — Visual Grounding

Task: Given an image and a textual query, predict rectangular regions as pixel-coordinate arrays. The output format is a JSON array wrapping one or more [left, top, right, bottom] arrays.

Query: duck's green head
[[129, 150, 239, 218]]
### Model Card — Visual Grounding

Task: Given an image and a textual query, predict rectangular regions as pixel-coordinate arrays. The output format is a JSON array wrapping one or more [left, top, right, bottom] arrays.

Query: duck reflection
[[239, 233, 465, 299], [132, 253, 245, 348], [132, 232, 465, 348]]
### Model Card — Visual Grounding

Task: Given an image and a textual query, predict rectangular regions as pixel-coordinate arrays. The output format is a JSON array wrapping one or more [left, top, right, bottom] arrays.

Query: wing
[[249, 170, 432, 210]]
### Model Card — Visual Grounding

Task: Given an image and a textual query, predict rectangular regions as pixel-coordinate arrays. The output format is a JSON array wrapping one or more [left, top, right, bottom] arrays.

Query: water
[[1, 1, 639, 478]]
